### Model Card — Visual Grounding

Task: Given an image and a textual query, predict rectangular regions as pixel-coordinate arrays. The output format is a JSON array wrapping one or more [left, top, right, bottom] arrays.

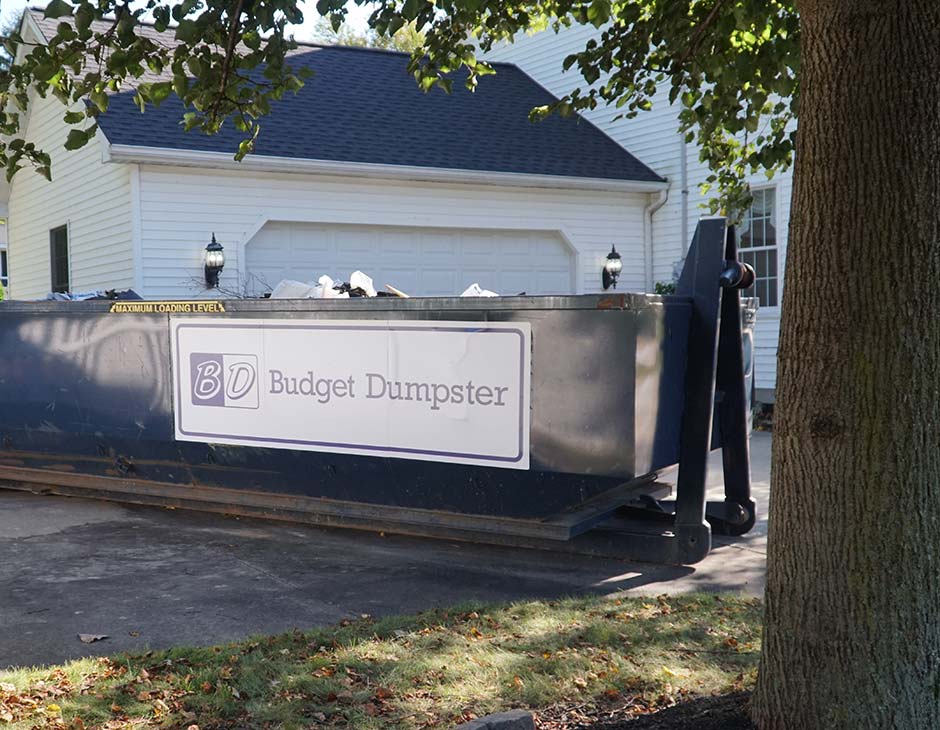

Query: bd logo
[[190, 353, 259, 409]]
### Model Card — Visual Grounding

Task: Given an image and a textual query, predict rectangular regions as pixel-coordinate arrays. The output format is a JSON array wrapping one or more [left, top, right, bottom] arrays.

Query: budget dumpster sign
[[170, 318, 531, 469]]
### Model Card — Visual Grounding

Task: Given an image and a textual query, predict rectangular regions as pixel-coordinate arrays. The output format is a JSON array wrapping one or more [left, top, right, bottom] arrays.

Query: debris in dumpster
[[46, 291, 104, 301], [461, 283, 499, 297], [385, 284, 410, 298], [44, 289, 143, 301], [270, 280, 318, 299], [318, 275, 349, 299], [269, 272, 501, 300], [349, 271, 377, 298]]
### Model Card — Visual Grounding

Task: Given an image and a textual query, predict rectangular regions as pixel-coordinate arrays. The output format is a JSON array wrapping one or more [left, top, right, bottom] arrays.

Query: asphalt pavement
[[0, 432, 770, 668]]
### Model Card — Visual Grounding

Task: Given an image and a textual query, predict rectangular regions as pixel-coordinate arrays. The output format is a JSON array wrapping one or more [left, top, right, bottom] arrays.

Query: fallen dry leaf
[[78, 634, 108, 644]]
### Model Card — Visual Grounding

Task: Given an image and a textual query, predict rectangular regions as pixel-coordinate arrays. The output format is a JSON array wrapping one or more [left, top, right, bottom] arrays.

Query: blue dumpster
[[0, 218, 756, 564]]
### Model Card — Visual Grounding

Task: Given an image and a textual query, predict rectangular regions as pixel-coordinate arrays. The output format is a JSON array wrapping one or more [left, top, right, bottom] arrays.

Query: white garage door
[[244, 222, 575, 297]]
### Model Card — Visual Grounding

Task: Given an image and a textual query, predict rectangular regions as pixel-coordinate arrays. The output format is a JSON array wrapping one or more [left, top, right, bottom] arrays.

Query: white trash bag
[[460, 282, 499, 297], [349, 270, 377, 297], [318, 275, 349, 299]]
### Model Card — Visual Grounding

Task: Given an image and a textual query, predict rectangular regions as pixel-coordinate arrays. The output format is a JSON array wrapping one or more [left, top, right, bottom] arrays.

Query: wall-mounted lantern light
[[602, 244, 622, 290], [204, 233, 225, 288]]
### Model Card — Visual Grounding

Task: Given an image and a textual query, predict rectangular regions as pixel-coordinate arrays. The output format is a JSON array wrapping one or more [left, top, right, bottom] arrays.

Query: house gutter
[[679, 132, 690, 256], [102, 144, 668, 194], [643, 187, 669, 291]]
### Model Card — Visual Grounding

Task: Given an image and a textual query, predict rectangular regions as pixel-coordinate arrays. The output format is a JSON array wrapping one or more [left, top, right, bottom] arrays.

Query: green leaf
[[74, 4, 93, 32], [174, 19, 199, 43], [402, 0, 420, 20], [89, 88, 109, 113], [43, 0, 74, 19], [149, 81, 173, 106], [64, 127, 92, 150]]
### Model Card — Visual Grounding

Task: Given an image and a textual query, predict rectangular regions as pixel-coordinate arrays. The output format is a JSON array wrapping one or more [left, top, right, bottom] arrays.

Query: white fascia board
[[103, 143, 668, 193]]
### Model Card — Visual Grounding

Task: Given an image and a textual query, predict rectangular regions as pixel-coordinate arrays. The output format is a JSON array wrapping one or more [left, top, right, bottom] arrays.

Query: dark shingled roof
[[28, 9, 663, 183]]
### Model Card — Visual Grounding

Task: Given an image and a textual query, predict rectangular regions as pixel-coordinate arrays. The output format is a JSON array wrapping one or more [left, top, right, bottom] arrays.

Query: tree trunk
[[751, 1, 940, 727]]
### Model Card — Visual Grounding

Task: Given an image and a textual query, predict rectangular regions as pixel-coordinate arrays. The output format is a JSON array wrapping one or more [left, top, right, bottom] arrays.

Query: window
[[50, 225, 70, 294], [738, 187, 778, 307]]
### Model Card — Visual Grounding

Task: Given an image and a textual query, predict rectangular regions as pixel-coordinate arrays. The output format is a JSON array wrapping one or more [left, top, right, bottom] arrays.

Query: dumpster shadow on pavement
[[0, 434, 769, 668]]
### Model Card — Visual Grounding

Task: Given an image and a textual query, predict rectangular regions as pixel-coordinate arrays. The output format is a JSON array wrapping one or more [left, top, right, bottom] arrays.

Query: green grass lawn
[[0, 594, 761, 730]]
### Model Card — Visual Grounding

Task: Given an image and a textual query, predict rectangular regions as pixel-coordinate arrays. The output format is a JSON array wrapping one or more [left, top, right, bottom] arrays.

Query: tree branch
[[673, 0, 727, 72], [212, 0, 245, 122]]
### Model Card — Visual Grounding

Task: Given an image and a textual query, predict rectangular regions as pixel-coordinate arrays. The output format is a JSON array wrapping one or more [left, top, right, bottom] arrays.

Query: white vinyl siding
[[485, 29, 790, 392], [7, 93, 134, 299], [135, 165, 650, 299]]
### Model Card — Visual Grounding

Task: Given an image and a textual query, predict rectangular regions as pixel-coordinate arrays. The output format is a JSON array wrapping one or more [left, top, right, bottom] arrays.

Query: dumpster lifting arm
[[672, 218, 756, 563]]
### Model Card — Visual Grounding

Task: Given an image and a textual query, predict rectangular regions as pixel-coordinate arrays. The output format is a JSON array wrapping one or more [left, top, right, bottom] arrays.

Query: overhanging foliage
[[0, 0, 799, 212]]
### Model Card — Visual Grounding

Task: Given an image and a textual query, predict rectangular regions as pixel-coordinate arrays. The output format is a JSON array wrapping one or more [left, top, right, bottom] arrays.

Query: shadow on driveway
[[0, 433, 770, 668]]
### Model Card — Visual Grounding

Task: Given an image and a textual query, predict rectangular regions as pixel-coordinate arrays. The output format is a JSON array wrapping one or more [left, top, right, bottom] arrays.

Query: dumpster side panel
[[0, 300, 675, 520], [647, 299, 692, 471], [517, 308, 638, 478]]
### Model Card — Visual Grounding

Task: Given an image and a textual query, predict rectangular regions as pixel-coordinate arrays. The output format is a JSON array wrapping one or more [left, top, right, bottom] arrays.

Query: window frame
[[49, 224, 70, 294], [738, 185, 780, 309], [0, 217, 7, 291]]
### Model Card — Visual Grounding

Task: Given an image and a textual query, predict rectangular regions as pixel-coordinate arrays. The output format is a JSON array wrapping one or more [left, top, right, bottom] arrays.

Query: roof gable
[[28, 9, 663, 184]]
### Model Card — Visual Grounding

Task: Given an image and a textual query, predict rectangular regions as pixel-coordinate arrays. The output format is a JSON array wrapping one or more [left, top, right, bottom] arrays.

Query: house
[[4, 9, 668, 307], [485, 27, 790, 402]]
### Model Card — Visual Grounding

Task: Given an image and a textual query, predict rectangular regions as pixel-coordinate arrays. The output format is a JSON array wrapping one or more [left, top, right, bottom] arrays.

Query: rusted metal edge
[[0, 465, 666, 544], [0, 478, 692, 563], [549, 476, 670, 536], [0, 293, 671, 315]]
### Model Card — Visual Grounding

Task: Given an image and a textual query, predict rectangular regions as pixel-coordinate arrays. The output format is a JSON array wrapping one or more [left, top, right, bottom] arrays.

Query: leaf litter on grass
[[0, 594, 761, 730]]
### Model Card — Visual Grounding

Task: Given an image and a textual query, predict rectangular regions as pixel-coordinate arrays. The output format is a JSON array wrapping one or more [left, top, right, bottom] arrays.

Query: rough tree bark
[[752, 1, 940, 728]]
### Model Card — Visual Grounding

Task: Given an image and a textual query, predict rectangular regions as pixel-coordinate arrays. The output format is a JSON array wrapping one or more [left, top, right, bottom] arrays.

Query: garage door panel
[[245, 223, 574, 297], [497, 271, 535, 295], [380, 268, 420, 293], [499, 237, 534, 257], [385, 231, 420, 255], [462, 236, 500, 256], [418, 270, 458, 296], [536, 271, 573, 293], [420, 234, 452, 251]]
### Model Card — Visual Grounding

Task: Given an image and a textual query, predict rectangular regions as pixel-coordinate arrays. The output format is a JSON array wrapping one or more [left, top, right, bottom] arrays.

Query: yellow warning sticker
[[109, 300, 226, 314]]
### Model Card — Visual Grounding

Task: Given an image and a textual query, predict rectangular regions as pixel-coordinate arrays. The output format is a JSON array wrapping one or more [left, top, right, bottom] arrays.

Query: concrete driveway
[[0, 433, 769, 668]]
